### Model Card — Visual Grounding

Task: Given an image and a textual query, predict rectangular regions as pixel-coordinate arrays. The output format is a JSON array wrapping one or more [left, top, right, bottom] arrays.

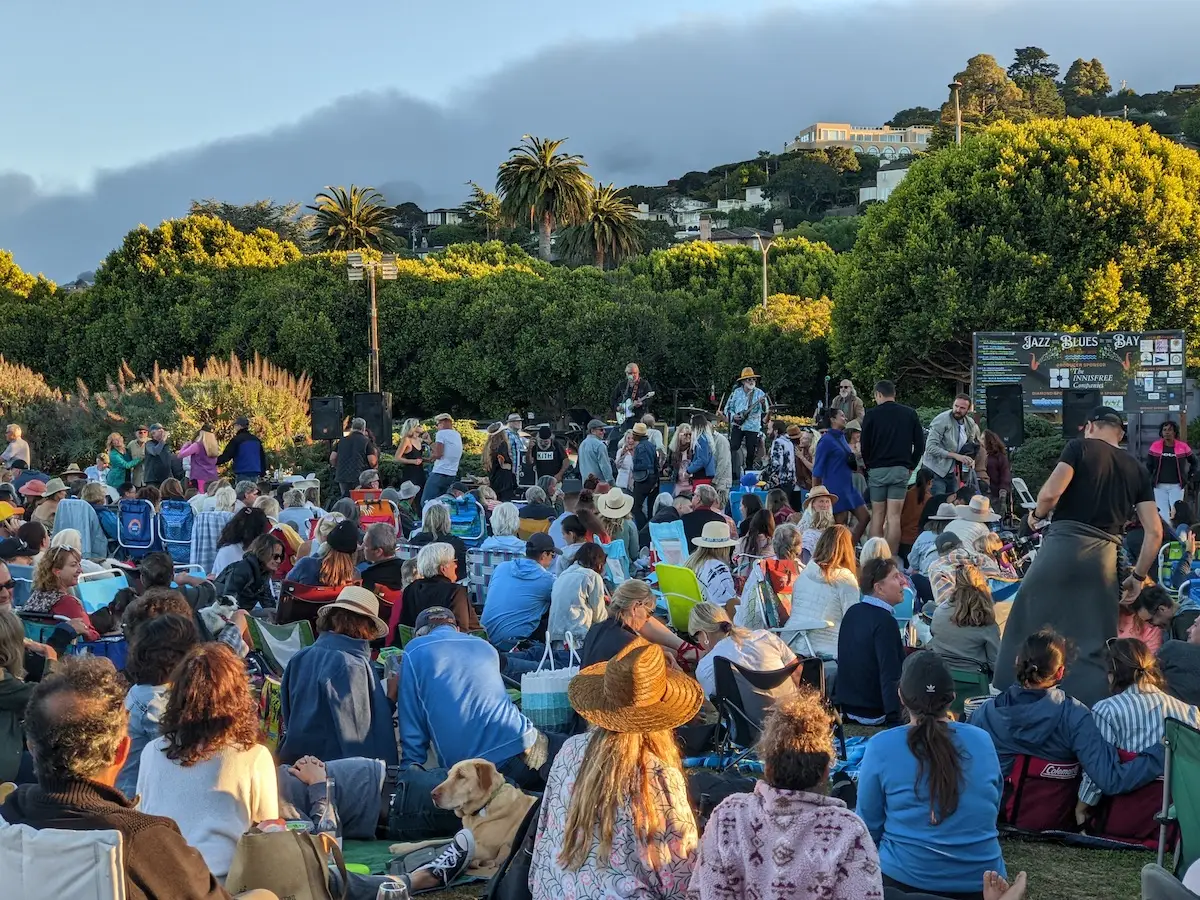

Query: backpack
[[483, 797, 542, 900]]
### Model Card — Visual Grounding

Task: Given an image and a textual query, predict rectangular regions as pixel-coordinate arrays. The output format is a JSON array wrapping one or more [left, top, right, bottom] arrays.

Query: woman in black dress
[[393, 417, 427, 490]]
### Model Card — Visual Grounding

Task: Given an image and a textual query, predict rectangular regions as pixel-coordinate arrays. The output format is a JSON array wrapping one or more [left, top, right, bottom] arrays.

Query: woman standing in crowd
[[285, 520, 359, 588], [767, 421, 797, 494], [689, 691, 884, 900], [794, 427, 815, 492], [104, 432, 139, 489], [857, 651, 1005, 899], [177, 424, 220, 493], [812, 409, 868, 543], [214, 533, 285, 611], [138, 642, 279, 880], [614, 429, 637, 491], [667, 423, 694, 496], [981, 430, 1012, 512], [685, 522, 739, 616], [785, 524, 858, 660], [689, 602, 796, 699], [25, 545, 97, 640], [394, 418, 428, 493], [930, 564, 1000, 672], [484, 426, 517, 502], [687, 414, 716, 488], [409, 501, 468, 579], [531, 639, 702, 900], [0, 607, 54, 783], [1077, 638, 1200, 820], [117, 612, 198, 798]]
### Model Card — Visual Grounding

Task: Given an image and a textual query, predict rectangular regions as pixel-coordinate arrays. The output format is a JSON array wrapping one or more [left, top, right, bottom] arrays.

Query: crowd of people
[[2, 361, 1200, 900]]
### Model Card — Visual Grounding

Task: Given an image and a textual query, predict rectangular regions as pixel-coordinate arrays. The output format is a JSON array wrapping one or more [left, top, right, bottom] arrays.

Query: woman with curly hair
[[136, 642, 278, 880]]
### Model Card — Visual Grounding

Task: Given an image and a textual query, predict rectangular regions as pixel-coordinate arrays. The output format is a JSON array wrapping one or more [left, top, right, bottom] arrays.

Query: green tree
[[1007, 47, 1059, 80], [462, 182, 502, 240], [832, 118, 1200, 393], [392, 201, 425, 248], [0, 250, 36, 297], [1183, 103, 1200, 145], [557, 184, 642, 268], [1064, 58, 1112, 102], [638, 220, 676, 252], [189, 199, 313, 247], [887, 107, 940, 127], [945, 54, 1025, 126], [496, 135, 592, 262], [1020, 76, 1067, 119], [764, 156, 840, 214], [307, 186, 396, 251]]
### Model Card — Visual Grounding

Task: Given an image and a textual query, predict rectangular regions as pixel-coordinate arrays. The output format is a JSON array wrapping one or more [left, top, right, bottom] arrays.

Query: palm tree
[[559, 184, 643, 269], [496, 136, 592, 261], [306, 185, 395, 251], [462, 181, 502, 240]]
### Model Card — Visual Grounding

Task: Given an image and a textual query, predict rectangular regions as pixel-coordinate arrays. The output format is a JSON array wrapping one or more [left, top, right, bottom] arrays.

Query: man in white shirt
[[422, 413, 463, 507], [2, 424, 30, 467]]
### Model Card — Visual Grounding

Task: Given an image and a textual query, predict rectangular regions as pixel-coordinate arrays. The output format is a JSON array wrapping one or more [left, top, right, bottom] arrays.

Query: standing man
[[721, 367, 769, 480], [831, 379, 865, 425], [994, 407, 1159, 707], [504, 414, 527, 485], [141, 424, 178, 488], [331, 417, 378, 500], [919, 394, 984, 496], [577, 419, 614, 485], [422, 414, 463, 507], [1147, 420, 1196, 522], [128, 424, 149, 488], [611, 362, 653, 424], [217, 416, 267, 484], [528, 426, 569, 482], [860, 380, 924, 555], [2, 424, 30, 468]]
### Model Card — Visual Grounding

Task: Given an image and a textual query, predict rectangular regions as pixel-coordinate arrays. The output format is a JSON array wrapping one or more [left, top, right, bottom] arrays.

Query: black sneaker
[[422, 829, 475, 888]]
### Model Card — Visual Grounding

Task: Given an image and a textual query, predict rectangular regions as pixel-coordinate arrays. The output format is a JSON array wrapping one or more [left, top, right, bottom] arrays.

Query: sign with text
[[973, 330, 1187, 417]]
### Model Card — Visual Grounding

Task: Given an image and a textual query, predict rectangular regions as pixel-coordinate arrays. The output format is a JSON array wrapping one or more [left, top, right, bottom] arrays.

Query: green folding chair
[[938, 654, 993, 717], [1158, 716, 1200, 872], [246, 617, 315, 676], [393, 624, 488, 649], [655, 564, 704, 632]]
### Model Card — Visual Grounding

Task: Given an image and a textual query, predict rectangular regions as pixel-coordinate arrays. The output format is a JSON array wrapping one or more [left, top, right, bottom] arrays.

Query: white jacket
[[781, 562, 860, 659]]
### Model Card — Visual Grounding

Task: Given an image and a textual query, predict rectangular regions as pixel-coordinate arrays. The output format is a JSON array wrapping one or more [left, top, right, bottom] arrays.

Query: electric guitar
[[731, 390, 767, 426], [616, 390, 655, 426]]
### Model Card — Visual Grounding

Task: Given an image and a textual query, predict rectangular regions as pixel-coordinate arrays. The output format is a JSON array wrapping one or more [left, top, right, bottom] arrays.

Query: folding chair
[[1158, 716, 1200, 872], [190, 510, 233, 574], [656, 564, 704, 631], [73, 571, 127, 614], [396, 543, 422, 563], [7, 564, 33, 609], [245, 617, 315, 676], [516, 518, 551, 540], [649, 520, 688, 568], [467, 548, 522, 609], [352, 489, 400, 530], [938, 653, 993, 717], [1000, 753, 1081, 833], [275, 583, 341, 630], [712, 656, 801, 770], [1010, 477, 1038, 511], [728, 488, 768, 526], [116, 498, 157, 560], [1160, 542, 1187, 587], [893, 586, 916, 628], [600, 537, 631, 585], [157, 499, 195, 565], [445, 496, 487, 547]]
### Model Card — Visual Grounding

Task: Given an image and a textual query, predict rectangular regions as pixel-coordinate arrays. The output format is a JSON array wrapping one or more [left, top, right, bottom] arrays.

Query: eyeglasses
[[0, 581, 13, 591], [271, 553, 285, 562], [839, 384, 852, 390]]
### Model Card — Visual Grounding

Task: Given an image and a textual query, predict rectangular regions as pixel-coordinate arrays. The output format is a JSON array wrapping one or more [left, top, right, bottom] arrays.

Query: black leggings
[[883, 874, 983, 900]]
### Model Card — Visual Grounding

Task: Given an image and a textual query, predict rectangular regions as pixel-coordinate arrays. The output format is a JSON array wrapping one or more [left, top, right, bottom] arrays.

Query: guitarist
[[610, 362, 654, 423], [721, 366, 770, 480]]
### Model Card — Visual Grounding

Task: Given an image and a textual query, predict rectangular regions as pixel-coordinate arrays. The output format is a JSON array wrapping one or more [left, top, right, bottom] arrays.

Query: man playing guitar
[[721, 366, 769, 480], [611, 362, 655, 425]]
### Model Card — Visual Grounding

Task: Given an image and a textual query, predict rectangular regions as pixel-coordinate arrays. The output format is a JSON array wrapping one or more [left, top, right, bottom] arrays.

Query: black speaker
[[311, 396, 344, 441], [355, 392, 393, 450], [1062, 389, 1102, 439], [985, 384, 1025, 449]]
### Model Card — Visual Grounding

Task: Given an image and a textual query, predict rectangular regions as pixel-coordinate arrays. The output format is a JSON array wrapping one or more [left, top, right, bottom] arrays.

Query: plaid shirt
[[190, 510, 233, 574]]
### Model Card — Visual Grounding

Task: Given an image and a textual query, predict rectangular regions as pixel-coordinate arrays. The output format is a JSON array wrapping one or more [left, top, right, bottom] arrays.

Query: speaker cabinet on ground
[[985, 384, 1025, 449], [311, 396, 344, 441], [1061, 389, 1102, 439], [354, 392, 393, 450]]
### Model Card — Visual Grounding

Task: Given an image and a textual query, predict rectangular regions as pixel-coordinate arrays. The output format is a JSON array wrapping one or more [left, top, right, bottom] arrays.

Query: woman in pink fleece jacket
[[687, 690, 884, 900]]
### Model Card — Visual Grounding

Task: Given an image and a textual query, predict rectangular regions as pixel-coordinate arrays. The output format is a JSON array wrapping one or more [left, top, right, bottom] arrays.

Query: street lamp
[[346, 252, 398, 393], [753, 232, 775, 309], [949, 80, 963, 146]]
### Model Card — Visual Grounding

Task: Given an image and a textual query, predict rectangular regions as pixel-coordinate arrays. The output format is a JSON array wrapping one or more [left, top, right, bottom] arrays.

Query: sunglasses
[[0, 581, 14, 591], [271, 553, 285, 562]]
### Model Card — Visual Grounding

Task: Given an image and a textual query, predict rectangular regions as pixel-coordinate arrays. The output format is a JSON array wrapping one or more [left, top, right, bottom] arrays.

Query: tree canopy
[[189, 199, 313, 247], [496, 135, 592, 262], [307, 185, 396, 251]]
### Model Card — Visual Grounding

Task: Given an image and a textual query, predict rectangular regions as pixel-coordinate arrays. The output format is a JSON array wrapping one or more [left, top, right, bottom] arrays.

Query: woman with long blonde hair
[[530, 639, 702, 900], [930, 563, 1000, 671], [667, 423, 693, 496], [393, 417, 428, 492], [178, 423, 220, 492], [786, 524, 859, 660], [104, 431, 138, 489]]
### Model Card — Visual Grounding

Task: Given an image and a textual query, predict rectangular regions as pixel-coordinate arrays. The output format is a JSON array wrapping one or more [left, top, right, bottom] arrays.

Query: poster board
[[972, 331, 1187, 418]]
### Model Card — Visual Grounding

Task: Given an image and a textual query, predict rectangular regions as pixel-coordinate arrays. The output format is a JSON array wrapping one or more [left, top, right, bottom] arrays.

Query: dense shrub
[[1010, 435, 1067, 493]]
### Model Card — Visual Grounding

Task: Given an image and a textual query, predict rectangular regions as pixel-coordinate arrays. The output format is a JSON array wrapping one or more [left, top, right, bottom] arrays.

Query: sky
[[3, 0, 1199, 278]]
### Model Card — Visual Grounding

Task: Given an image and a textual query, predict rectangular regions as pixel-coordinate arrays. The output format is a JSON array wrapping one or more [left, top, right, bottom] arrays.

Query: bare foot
[[983, 870, 1027, 900]]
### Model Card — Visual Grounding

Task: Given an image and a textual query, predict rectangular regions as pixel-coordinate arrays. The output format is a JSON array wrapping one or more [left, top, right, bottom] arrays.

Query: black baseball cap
[[526, 533, 561, 557], [1088, 406, 1125, 429], [0, 537, 30, 561], [899, 650, 955, 714]]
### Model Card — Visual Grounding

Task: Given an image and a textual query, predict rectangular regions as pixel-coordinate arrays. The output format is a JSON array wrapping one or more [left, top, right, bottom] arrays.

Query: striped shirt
[[1079, 683, 1200, 805]]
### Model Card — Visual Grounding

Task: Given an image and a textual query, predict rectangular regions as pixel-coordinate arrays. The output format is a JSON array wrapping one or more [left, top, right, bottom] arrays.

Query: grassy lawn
[[1002, 838, 1152, 899]]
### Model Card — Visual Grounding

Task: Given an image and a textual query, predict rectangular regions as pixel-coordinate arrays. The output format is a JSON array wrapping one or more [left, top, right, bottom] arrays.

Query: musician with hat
[[721, 367, 770, 480]]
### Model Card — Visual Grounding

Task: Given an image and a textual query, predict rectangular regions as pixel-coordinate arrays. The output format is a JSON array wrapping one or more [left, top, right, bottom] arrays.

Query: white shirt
[[944, 518, 989, 550], [695, 630, 796, 698], [433, 429, 463, 476], [782, 561, 860, 658], [137, 738, 278, 878], [209, 542, 244, 578]]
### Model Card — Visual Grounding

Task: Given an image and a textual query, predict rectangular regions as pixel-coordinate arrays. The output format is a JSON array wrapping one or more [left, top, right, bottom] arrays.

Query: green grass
[[1002, 838, 1152, 899]]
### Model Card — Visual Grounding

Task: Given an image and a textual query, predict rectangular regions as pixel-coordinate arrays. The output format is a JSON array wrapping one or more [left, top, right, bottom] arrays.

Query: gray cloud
[[4, 0, 1199, 279]]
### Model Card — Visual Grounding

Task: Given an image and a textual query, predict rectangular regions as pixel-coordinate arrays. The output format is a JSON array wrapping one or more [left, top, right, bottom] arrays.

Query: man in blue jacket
[[834, 556, 907, 726], [217, 416, 267, 482], [480, 534, 559, 648], [399, 606, 563, 789]]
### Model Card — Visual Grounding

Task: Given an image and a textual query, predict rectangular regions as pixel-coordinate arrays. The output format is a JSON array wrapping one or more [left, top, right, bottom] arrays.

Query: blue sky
[[2, 0, 842, 188]]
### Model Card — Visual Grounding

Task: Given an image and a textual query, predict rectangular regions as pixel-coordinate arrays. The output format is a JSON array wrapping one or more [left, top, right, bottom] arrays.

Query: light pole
[[753, 233, 775, 309], [346, 252, 398, 393], [949, 80, 963, 145]]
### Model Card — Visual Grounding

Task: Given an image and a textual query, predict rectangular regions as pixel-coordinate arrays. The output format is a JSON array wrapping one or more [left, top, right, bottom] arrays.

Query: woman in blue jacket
[[972, 629, 1164, 797], [812, 409, 868, 543], [687, 414, 716, 485]]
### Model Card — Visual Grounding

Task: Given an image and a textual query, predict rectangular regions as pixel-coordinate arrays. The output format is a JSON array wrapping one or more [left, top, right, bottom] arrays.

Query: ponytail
[[907, 715, 962, 825], [1015, 628, 1069, 688]]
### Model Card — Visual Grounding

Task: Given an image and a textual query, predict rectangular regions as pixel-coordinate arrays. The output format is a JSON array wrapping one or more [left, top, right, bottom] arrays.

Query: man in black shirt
[[994, 406, 1159, 706], [860, 380, 925, 555], [360, 523, 408, 592], [679, 483, 732, 546], [610, 362, 653, 423], [330, 417, 379, 499], [527, 426, 568, 481]]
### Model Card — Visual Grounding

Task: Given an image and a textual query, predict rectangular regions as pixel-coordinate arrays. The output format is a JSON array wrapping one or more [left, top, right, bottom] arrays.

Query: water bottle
[[377, 883, 410, 899], [314, 777, 342, 848]]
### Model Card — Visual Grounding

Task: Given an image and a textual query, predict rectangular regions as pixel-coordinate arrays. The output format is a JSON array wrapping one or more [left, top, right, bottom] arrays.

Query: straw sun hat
[[317, 585, 389, 641], [568, 638, 704, 733], [596, 486, 635, 519]]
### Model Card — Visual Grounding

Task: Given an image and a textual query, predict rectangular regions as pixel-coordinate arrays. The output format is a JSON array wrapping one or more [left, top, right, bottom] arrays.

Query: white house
[[858, 159, 915, 205], [716, 186, 770, 212]]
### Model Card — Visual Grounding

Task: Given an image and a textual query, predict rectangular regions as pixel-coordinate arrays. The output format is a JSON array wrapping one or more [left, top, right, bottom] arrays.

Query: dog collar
[[464, 782, 508, 819]]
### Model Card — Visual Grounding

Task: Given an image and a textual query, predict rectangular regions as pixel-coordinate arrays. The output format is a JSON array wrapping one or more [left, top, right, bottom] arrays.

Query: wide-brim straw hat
[[737, 366, 759, 382], [569, 639, 704, 733], [803, 484, 838, 508], [318, 585, 390, 641], [692, 520, 737, 549], [596, 486, 634, 519], [957, 495, 1001, 523], [59, 464, 85, 479]]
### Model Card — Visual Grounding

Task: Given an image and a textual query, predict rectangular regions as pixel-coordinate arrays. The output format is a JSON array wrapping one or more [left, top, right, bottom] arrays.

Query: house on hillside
[[716, 186, 770, 212], [425, 208, 466, 226], [689, 216, 784, 247], [858, 157, 917, 205], [786, 122, 931, 159]]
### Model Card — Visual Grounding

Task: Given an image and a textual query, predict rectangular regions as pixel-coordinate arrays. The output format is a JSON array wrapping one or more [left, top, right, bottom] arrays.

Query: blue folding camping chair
[[74, 571, 128, 614], [158, 499, 195, 565], [445, 496, 487, 548], [117, 498, 158, 560], [649, 520, 689, 568]]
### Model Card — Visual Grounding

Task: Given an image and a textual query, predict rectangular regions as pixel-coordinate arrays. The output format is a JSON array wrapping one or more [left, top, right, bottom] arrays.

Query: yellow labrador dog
[[389, 759, 536, 875]]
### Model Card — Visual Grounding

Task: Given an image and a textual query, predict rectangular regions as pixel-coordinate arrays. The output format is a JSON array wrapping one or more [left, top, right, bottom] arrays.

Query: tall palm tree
[[559, 184, 643, 269], [307, 185, 395, 251], [463, 181, 502, 240], [496, 136, 592, 261]]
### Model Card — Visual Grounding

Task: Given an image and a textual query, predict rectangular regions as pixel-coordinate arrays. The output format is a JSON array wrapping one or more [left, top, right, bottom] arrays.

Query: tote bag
[[519, 633, 580, 733], [226, 828, 348, 900]]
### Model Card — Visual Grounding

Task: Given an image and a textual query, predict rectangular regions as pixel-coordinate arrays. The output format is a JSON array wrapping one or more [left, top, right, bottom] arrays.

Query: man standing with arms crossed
[[860, 380, 924, 555]]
